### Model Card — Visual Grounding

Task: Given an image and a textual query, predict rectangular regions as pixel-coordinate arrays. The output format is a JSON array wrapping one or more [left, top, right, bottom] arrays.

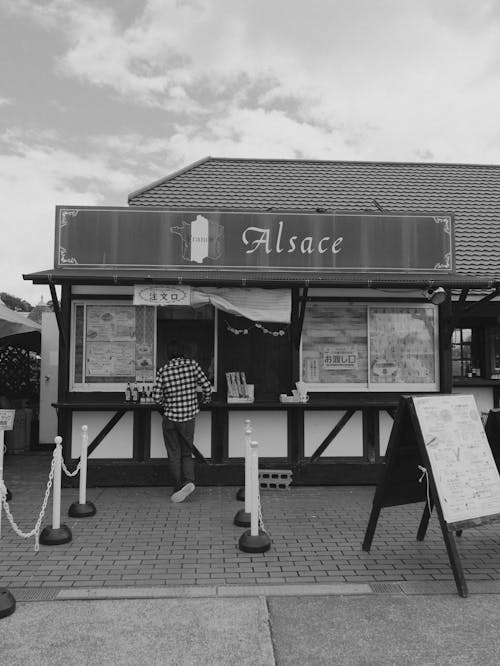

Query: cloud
[[0, 128, 147, 303], [4, 0, 500, 166]]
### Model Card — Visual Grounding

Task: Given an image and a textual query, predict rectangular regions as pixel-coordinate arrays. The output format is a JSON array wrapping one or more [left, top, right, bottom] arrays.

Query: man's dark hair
[[167, 340, 185, 360]]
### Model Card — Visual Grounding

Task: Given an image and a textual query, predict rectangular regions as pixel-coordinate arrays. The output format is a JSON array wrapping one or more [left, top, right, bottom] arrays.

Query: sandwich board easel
[[362, 395, 500, 598]]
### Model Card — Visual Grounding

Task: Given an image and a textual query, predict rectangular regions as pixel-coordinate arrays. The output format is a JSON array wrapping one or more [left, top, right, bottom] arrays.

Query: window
[[451, 328, 472, 377], [156, 304, 216, 388], [301, 302, 439, 392], [70, 301, 217, 392]]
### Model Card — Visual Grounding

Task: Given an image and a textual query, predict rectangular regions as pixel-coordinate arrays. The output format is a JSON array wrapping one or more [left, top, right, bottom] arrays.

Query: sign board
[[133, 285, 192, 306], [413, 395, 500, 524], [55, 206, 454, 273], [362, 395, 500, 597], [0, 410, 15, 431], [484, 408, 500, 471]]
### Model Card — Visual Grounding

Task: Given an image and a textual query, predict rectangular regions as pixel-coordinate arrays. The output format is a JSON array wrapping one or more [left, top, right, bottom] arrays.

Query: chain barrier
[[61, 458, 81, 478], [257, 485, 270, 538], [0, 450, 56, 552]]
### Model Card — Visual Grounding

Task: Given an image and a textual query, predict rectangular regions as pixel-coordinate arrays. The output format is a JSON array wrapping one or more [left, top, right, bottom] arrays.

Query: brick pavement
[[2, 452, 500, 592]]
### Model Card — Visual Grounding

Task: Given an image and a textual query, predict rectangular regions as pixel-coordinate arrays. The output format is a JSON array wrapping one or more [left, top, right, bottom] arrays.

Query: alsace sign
[[55, 206, 454, 273]]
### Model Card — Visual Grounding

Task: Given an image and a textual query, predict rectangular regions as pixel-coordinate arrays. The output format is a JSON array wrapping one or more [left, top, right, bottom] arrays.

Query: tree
[[0, 292, 33, 312]]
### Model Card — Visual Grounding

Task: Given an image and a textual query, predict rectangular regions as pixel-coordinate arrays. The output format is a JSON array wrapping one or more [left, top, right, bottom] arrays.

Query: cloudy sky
[[1, 0, 500, 305]]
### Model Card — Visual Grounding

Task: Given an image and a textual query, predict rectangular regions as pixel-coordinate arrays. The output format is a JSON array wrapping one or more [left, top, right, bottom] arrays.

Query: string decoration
[[225, 322, 287, 337]]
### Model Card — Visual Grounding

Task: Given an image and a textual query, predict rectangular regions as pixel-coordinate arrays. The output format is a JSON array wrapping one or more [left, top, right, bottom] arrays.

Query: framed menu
[[71, 301, 156, 390]]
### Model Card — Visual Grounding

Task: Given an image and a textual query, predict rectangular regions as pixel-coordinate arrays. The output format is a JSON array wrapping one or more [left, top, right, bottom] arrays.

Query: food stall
[[24, 157, 500, 486]]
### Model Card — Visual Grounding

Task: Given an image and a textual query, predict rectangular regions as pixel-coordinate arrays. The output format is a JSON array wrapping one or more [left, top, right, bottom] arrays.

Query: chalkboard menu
[[363, 394, 500, 597]]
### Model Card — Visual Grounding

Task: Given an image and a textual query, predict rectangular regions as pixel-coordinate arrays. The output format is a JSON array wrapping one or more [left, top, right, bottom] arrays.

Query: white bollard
[[238, 436, 271, 553], [234, 420, 252, 527], [39, 436, 72, 545], [244, 422, 252, 516], [249, 439, 259, 537], [79, 425, 88, 505], [52, 436, 63, 530], [68, 425, 96, 518], [0, 430, 4, 538]]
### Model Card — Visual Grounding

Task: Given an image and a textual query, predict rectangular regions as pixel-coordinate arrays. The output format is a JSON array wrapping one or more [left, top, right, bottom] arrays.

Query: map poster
[[413, 394, 500, 524], [369, 306, 438, 387]]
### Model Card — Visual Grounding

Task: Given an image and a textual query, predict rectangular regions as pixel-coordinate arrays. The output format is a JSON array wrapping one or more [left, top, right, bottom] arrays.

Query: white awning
[[191, 287, 291, 323]]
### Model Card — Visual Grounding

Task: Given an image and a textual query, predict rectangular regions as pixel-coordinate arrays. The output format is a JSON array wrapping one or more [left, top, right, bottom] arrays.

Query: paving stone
[[3, 457, 500, 592]]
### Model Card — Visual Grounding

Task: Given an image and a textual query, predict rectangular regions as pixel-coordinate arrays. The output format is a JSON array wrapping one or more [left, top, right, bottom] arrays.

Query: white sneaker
[[171, 482, 195, 503]]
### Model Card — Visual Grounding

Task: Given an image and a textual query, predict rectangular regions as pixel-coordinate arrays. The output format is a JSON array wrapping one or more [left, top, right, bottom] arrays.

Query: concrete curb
[[8, 579, 500, 602]]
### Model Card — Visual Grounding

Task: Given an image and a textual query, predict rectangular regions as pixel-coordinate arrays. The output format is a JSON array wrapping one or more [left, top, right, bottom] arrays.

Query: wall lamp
[[424, 286, 447, 305]]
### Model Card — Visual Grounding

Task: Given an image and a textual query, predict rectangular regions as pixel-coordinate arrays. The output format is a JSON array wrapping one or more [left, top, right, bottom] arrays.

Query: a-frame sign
[[484, 408, 500, 471], [363, 394, 500, 597]]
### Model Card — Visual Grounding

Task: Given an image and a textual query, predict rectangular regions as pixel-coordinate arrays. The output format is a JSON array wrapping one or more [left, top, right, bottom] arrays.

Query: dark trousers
[[162, 416, 196, 488]]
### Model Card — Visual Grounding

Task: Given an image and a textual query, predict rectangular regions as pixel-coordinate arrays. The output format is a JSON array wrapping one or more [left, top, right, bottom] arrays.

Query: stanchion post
[[234, 420, 252, 527], [39, 436, 72, 546], [238, 438, 271, 553], [0, 426, 16, 618], [236, 419, 252, 502], [249, 440, 259, 537], [68, 425, 96, 518]]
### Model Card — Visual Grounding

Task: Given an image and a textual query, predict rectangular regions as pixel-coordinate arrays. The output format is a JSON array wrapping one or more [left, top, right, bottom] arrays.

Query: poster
[[413, 395, 500, 524], [301, 303, 368, 386], [369, 306, 437, 386], [74, 303, 156, 385]]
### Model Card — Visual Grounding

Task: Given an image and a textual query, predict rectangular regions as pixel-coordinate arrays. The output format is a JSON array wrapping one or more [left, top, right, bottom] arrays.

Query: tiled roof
[[128, 157, 500, 278]]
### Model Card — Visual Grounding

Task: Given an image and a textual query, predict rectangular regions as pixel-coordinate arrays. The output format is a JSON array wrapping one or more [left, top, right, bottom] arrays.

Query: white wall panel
[[378, 411, 395, 457], [304, 411, 363, 457], [72, 412, 134, 458], [228, 411, 287, 457]]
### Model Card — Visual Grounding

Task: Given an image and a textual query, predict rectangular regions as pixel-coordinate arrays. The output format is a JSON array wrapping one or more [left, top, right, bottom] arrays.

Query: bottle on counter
[[125, 382, 132, 402], [132, 382, 139, 402], [140, 385, 146, 403]]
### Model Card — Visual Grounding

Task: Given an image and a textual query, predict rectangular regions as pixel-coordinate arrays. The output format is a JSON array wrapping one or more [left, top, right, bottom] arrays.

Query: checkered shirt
[[152, 357, 212, 422]]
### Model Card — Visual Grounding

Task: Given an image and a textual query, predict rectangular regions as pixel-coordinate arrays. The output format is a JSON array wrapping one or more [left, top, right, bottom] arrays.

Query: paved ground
[[3, 452, 500, 664], [2, 452, 500, 592]]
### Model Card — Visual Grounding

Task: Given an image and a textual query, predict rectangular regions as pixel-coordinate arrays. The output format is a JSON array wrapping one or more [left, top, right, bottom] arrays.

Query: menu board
[[73, 303, 156, 386], [301, 302, 438, 390], [413, 395, 500, 524], [369, 306, 437, 386]]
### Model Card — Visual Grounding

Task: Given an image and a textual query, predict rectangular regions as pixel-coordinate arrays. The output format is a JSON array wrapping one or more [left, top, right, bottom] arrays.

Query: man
[[152, 340, 212, 502]]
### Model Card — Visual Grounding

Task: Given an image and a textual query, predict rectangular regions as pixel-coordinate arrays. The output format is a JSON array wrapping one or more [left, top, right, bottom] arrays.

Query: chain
[[61, 458, 81, 477], [0, 451, 56, 552], [257, 487, 270, 538]]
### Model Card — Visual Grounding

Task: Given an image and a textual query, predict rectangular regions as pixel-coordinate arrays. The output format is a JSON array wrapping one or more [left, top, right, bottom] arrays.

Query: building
[[24, 157, 500, 486]]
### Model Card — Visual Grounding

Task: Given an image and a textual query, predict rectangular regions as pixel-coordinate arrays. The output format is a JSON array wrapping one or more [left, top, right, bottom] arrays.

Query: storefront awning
[[24, 267, 500, 290]]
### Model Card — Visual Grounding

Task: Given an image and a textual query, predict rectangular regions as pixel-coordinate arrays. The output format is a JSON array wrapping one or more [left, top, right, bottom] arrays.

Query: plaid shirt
[[152, 357, 212, 422]]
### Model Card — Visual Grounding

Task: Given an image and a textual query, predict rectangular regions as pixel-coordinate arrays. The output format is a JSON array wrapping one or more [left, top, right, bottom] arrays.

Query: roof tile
[[128, 157, 500, 278]]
